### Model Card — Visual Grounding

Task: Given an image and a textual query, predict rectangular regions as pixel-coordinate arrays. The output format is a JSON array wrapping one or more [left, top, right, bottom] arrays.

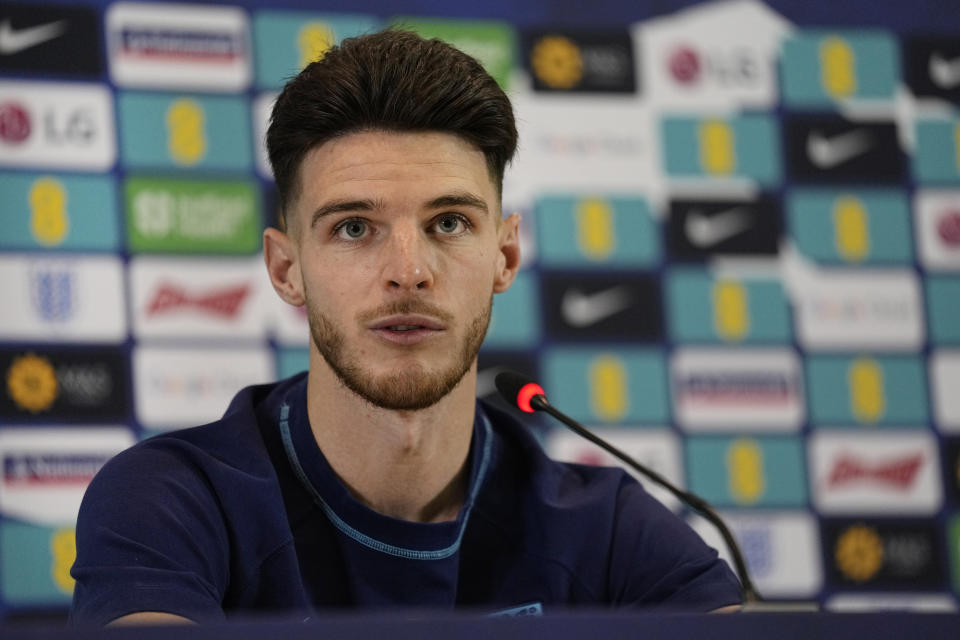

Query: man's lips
[[369, 314, 445, 345]]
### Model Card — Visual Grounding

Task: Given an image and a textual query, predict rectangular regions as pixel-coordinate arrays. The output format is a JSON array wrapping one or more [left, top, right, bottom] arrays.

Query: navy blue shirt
[[70, 373, 741, 625]]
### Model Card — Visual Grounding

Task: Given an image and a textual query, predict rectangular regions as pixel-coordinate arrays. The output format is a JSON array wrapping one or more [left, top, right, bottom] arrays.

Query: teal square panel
[[914, 120, 960, 184], [806, 355, 929, 427], [277, 348, 309, 378], [781, 30, 900, 106], [253, 11, 380, 89], [542, 347, 668, 424], [535, 195, 660, 268], [484, 270, 541, 349], [0, 520, 75, 605], [686, 436, 807, 508], [0, 173, 119, 251], [661, 115, 781, 185], [787, 188, 913, 264], [927, 277, 960, 344], [665, 268, 792, 344], [118, 92, 252, 171]]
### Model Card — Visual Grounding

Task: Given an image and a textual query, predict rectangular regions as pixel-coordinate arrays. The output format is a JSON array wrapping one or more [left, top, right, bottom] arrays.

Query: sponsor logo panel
[[826, 593, 957, 612], [667, 195, 781, 260], [118, 92, 252, 171], [926, 276, 960, 344], [253, 12, 380, 89], [670, 348, 804, 432], [932, 351, 960, 432], [133, 345, 273, 429], [780, 30, 899, 106], [787, 189, 913, 265], [522, 29, 635, 93], [546, 429, 683, 511], [541, 347, 669, 424], [685, 436, 807, 507], [124, 176, 261, 254], [915, 190, 960, 271], [130, 256, 267, 341], [905, 37, 960, 104], [483, 270, 541, 349], [0, 173, 120, 252], [791, 269, 924, 351], [950, 515, 960, 595], [395, 18, 515, 90], [823, 519, 945, 590], [665, 268, 792, 344], [0, 521, 76, 604], [542, 272, 661, 343], [1, 347, 130, 422], [784, 116, 904, 183], [660, 114, 781, 185], [0, 427, 134, 524], [810, 431, 942, 515], [535, 195, 659, 268], [505, 95, 655, 203], [636, 0, 786, 109], [913, 119, 960, 184], [0, 81, 115, 171], [0, 3, 102, 77], [690, 511, 822, 597], [806, 355, 929, 427], [0, 254, 126, 343], [106, 2, 251, 91]]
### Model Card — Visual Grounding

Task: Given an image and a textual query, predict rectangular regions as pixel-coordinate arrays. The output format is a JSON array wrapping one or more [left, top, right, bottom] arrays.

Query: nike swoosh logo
[[685, 207, 752, 248], [0, 19, 67, 55], [806, 129, 874, 169], [929, 52, 960, 89], [561, 286, 633, 328]]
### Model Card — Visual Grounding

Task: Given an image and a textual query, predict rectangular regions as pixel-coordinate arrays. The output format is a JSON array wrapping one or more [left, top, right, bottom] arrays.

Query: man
[[70, 30, 742, 625]]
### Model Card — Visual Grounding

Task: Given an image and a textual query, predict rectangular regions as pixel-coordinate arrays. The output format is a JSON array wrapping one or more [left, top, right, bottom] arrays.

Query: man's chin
[[335, 365, 472, 412]]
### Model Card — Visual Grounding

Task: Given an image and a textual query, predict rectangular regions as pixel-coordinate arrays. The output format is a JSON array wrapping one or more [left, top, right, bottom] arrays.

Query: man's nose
[[382, 224, 434, 291]]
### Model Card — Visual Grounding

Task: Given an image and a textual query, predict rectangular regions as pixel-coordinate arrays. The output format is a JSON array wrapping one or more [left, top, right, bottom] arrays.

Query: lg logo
[[667, 45, 760, 87], [0, 100, 96, 146]]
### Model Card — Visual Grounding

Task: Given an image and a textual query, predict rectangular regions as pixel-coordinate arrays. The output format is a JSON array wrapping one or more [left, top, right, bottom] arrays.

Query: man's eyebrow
[[426, 192, 489, 215], [310, 199, 380, 227]]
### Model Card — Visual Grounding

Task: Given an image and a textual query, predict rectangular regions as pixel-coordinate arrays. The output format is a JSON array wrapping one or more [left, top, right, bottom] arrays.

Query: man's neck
[[304, 351, 477, 523]]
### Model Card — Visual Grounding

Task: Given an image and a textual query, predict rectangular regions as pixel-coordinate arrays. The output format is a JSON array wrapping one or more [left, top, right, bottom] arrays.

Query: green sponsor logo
[[125, 177, 261, 254], [392, 18, 515, 90]]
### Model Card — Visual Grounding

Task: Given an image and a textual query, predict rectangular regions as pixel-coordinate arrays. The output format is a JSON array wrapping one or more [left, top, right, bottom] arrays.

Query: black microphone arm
[[494, 370, 763, 605]]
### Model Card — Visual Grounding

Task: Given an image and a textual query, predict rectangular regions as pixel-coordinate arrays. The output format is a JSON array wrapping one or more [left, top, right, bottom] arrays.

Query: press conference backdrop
[[1, 0, 960, 623]]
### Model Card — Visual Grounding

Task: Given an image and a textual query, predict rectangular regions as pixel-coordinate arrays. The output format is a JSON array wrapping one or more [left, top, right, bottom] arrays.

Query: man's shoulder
[[87, 374, 305, 506]]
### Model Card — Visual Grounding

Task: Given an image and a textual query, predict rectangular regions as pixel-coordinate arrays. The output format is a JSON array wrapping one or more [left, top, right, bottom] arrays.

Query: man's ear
[[263, 227, 305, 306], [493, 213, 522, 294]]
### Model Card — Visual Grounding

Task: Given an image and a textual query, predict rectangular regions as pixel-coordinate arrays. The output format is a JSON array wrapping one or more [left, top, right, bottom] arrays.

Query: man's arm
[[71, 442, 229, 626], [108, 612, 195, 625]]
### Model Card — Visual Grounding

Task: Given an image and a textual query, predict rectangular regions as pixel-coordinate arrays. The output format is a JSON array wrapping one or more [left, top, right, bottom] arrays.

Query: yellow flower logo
[[531, 36, 583, 89], [835, 524, 884, 582], [6, 353, 58, 413]]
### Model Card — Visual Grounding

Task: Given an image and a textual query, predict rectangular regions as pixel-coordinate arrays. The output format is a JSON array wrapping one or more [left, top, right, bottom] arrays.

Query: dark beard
[[307, 296, 492, 411]]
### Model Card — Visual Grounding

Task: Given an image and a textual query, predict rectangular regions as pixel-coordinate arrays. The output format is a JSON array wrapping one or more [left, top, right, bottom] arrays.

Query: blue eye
[[435, 215, 465, 234], [338, 219, 367, 239]]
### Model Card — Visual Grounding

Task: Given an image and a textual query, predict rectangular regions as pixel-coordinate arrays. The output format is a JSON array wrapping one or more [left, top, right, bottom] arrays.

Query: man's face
[[285, 130, 518, 410]]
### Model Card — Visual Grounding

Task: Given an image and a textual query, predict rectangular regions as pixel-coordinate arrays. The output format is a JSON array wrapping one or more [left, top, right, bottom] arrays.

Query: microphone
[[495, 370, 763, 605]]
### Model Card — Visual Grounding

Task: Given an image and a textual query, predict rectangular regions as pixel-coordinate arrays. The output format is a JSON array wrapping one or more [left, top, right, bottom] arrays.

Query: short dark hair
[[266, 29, 518, 228]]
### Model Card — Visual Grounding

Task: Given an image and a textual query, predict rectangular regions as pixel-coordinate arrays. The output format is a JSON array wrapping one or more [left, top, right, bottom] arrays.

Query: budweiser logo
[[827, 452, 924, 490], [146, 282, 250, 318]]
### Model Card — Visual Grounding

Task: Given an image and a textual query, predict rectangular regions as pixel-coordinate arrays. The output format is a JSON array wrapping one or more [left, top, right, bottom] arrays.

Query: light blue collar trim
[[278, 402, 493, 561]]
